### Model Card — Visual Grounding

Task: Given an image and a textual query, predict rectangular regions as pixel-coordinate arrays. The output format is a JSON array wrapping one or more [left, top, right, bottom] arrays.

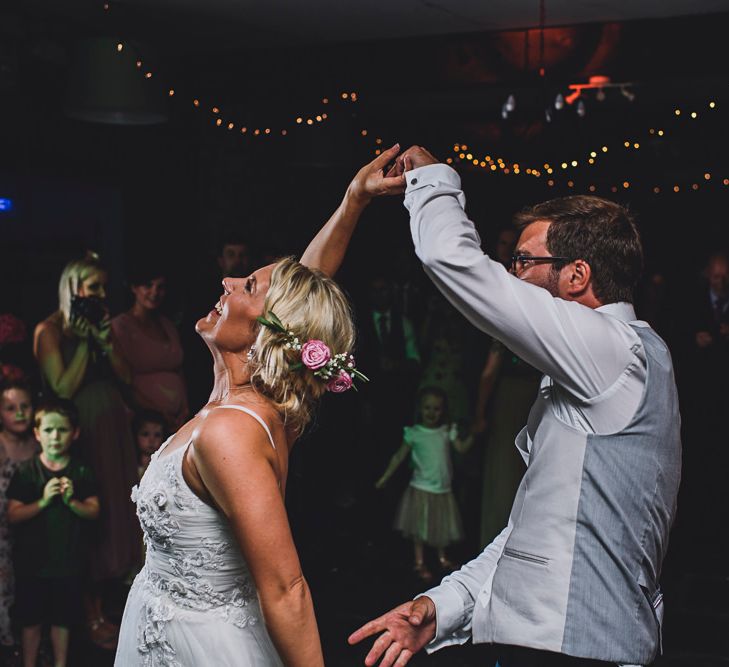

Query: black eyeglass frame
[[510, 255, 574, 273]]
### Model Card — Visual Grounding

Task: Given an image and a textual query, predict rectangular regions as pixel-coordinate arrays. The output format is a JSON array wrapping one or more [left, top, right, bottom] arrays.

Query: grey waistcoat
[[483, 326, 681, 665]]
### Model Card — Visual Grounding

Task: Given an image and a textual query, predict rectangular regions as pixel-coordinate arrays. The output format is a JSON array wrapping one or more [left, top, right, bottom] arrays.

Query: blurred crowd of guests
[[0, 224, 726, 663]]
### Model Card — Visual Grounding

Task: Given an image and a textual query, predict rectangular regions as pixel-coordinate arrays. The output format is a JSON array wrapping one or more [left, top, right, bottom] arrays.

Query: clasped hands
[[347, 144, 441, 206]]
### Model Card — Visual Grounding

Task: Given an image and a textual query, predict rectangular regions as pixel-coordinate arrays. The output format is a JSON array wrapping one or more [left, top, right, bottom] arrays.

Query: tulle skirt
[[393, 485, 464, 548]]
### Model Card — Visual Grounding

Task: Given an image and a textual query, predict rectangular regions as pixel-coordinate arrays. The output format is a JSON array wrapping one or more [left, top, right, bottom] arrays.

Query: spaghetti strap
[[214, 405, 277, 451]]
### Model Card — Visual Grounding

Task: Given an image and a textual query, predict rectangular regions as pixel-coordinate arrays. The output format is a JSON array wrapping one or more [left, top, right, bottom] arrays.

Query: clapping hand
[[60, 477, 74, 504], [40, 477, 63, 508], [348, 597, 437, 666]]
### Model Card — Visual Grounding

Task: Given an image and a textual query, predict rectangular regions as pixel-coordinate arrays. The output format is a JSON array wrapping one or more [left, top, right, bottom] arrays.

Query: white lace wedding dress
[[115, 406, 284, 666]]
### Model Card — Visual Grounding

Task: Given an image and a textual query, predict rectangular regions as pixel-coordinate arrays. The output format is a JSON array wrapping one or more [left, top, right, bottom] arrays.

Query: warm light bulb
[[571, 160, 578, 167], [375, 138, 382, 145], [590, 151, 597, 158], [657, 130, 664, 136], [322, 98, 329, 104], [602, 146, 608, 153], [567, 180, 574, 188], [227, 123, 234, 130], [704, 173, 711, 180], [692, 184, 699, 190], [653, 187, 660, 194], [362, 130, 368, 136], [634, 143, 640, 149], [136, 61, 142, 68], [193, 99, 199, 107], [561, 163, 568, 169], [623, 181, 629, 189], [675, 109, 681, 116], [306, 119, 313, 125], [341, 93, 348, 99], [168, 89, 174, 96], [241, 127, 247, 133], [466, 153, 473, 160], [212, 107, 220, 114], [254, 129, 260, 135], [215, 119, 222, 126], [589, 185, 596, 192], [691, 112, 697, 119], [117, 43, 123, 52], [145, 72, 152, 78], [673, 185, 680, 192], [446, 158, 453, 164], [281, 130, 287, 135], [296, 117, 302, 124], [709, 101, 716, 109]]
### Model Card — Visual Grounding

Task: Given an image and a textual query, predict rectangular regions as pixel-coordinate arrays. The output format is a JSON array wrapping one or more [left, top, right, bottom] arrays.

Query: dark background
[[1, 1, 728, 665]]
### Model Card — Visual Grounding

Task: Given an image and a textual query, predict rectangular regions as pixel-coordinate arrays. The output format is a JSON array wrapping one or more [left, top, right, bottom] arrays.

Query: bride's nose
[[222, 278, 244, 294]]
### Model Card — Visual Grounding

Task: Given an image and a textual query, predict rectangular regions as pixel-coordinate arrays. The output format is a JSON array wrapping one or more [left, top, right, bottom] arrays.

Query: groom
[[349, 146, 681, 667]]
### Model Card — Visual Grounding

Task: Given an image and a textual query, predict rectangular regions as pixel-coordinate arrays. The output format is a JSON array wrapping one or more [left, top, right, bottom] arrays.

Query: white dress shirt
[[404, 163, 650, 666]]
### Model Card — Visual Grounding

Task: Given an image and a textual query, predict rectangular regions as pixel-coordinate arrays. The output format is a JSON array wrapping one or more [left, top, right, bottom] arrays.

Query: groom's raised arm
[[402, 154, 636, 403], [300, 144, 405, 277]]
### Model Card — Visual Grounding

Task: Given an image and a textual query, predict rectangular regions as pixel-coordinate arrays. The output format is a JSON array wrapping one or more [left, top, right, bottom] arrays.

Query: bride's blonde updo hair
[[249, 257, 356, 434]]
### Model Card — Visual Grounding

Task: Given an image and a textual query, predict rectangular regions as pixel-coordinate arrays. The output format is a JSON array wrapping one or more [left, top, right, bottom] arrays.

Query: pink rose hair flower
[[300, 340, 331, 370], [326, 369, 353, 393]]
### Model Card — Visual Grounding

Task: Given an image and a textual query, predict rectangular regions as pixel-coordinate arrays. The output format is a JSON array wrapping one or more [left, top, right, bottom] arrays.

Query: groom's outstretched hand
[[348, 596, 437, 666]]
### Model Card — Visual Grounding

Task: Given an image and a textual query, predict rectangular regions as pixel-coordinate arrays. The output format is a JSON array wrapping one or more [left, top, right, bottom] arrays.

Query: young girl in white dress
[[376, 386, 473, 583], [115, 145, 407, 667]]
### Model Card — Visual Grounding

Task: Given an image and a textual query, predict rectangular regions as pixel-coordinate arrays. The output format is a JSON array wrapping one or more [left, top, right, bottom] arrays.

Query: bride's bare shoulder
[[194, 398, 283, 453]]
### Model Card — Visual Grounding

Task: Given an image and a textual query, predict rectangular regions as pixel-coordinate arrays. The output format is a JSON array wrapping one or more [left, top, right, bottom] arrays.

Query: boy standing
[[7, 400, 99, 667]]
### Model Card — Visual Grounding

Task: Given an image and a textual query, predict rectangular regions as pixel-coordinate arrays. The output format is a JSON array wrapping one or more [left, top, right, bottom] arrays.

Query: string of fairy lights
[[443, 97, 728, 194], [102, 1, 728, 195]]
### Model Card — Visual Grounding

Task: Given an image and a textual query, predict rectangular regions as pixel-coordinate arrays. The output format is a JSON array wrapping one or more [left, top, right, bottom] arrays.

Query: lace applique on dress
[[126, 443, 263, 666]]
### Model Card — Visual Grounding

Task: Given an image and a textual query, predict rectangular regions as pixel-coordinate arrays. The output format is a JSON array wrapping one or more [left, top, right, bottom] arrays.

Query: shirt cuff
[[417, 584, 471, 653], [404, 164, 461, 197]]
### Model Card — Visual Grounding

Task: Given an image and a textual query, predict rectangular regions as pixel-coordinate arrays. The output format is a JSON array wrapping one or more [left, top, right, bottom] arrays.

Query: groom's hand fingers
[[379, 641, 406, 667], [394, 649, 414, 667], [348, 615, 387, 645], [365, 630, 395, 666]]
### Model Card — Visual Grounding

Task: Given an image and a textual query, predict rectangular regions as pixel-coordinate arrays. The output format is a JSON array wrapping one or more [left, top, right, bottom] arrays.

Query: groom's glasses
[[510, 254, 573, 275]]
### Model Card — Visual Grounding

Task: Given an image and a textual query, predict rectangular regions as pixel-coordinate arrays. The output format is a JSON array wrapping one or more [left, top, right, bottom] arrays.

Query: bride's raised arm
[[300, 143, 405, 277]]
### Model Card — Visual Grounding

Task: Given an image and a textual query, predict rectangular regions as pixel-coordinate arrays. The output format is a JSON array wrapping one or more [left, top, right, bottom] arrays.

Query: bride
[[115, 146, 405, 666]]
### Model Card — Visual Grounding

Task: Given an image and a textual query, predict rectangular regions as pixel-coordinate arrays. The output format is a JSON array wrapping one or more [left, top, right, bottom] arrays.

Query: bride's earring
[[246, 346, 256, 361]]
